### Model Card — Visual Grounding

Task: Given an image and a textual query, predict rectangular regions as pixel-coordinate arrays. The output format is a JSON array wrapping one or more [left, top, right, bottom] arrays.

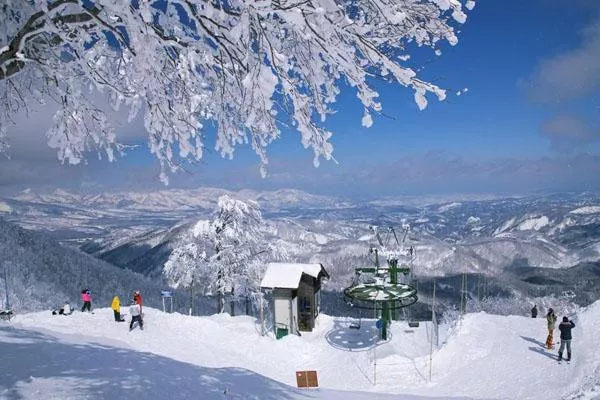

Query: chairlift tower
[[343, 225, 418, 340]]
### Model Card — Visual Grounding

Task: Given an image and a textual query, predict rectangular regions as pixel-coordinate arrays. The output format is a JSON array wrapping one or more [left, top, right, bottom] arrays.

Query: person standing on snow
[[81, 289, 92, 312], [545, 308, 557, 349], [112, 295, 125, 322], [133, 290, 143, 314], [129, 299, 144, 331], [558, 316, 575, 361], [531, 304, 538, 318]]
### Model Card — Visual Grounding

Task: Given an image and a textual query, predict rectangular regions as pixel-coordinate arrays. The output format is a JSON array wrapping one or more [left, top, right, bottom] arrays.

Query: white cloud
[[541, 114, 599, 150], [529, 18, 600, 103]]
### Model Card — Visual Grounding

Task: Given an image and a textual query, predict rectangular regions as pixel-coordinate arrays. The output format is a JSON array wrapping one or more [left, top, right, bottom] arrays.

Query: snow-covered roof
[[260, 263, 327, 289]]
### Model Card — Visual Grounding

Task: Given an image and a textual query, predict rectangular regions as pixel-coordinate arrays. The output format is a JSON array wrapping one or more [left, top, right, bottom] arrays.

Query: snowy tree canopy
[[0, 0, 472, 182]]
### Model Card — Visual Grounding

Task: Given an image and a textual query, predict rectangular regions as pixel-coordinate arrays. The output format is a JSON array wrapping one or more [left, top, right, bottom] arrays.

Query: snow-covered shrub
[[464, 292, 580, 318], [440, 304, 461, 330]]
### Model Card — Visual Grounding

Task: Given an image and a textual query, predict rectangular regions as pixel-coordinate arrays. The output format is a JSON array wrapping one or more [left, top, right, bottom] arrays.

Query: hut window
[[300, 296, 311, 311]]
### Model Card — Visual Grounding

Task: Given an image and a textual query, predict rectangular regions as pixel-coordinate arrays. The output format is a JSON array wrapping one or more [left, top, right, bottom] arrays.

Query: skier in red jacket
[[133, 290, 143, 314]]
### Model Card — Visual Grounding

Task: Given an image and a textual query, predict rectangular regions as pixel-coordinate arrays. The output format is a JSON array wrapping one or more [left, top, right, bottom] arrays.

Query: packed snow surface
[[2, 302, 600, 400]]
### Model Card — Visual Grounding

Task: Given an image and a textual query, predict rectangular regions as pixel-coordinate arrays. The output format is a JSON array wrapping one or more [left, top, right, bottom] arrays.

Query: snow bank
[[3, 301, 600, 400]]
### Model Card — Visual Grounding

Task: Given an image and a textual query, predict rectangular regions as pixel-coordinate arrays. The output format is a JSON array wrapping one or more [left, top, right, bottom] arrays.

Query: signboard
[[376, 318, 384, 330], [161, 290, 173, 298], [296, 370, 318, 388]]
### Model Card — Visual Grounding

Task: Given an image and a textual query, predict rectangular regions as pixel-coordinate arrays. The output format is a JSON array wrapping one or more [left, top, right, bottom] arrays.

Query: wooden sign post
[[296, 370, 318, 388]]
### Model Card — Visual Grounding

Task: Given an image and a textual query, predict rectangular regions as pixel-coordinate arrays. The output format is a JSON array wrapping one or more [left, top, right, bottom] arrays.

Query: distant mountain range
[[1, 188, 600, 315], [1, 188, 599, 294]]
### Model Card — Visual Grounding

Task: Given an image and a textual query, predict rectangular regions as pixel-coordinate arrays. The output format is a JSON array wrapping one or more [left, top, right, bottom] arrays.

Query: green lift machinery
[[343, 225, 418, 340]]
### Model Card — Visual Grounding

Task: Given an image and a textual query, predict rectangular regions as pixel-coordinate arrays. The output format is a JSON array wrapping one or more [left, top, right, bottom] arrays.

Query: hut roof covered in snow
[[260, 263, 328, 289]]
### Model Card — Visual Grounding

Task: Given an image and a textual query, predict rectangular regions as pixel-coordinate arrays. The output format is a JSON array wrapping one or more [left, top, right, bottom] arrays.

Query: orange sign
[[296, 370, 318, 388]]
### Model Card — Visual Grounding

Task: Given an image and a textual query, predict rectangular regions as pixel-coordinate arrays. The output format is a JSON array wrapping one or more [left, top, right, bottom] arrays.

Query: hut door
[[274, 297, 291, 331]]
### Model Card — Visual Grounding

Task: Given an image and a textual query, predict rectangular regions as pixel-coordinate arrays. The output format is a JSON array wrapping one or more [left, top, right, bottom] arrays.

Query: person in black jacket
[[558, 316, 575, 361], [531, 305, 538, 318]]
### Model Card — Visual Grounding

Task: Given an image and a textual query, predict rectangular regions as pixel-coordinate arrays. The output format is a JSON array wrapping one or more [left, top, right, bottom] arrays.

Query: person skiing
[[111, 295, 125, 322], [81, 288, 92, 312], [129, 299, 143, 331], [546, 308, 557, 349], [531, 304, 538, 318], [558, 316, 575, 361], [133, 290, 143, 314]]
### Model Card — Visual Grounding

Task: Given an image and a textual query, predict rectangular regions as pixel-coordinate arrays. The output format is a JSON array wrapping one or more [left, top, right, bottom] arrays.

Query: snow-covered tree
[[163, 232, 210, 314], [1, 0, 473, 181], [164, 195, 277, 314]]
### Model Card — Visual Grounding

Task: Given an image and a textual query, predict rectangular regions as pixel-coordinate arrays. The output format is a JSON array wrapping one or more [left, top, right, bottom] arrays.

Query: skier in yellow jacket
[[112, 296, 125, 322], [545, 308, 557, 349]]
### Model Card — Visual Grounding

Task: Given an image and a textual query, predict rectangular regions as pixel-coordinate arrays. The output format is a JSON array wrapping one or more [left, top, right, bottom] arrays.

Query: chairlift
[[407, 272, 419, 328]]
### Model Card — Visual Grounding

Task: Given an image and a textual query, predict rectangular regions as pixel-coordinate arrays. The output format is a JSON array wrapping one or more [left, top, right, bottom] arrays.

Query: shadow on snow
[[520, 336, 558, 361], [324, 319, 390, 352], [0, 326, 312, 400]]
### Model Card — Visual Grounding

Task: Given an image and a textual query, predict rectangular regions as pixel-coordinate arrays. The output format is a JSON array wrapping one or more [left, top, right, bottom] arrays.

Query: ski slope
[[1, 301, 600, 400]]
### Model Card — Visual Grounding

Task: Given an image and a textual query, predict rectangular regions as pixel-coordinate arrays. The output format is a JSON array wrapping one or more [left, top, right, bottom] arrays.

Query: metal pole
[[260, 294, 265, 335], [373, 326, 377, 386], [162, 297, 165, 313], [189, 279, 194, 316], [373, 299, 377, 386], [3, 262, 10, 310], [429, 279, 436, 382]]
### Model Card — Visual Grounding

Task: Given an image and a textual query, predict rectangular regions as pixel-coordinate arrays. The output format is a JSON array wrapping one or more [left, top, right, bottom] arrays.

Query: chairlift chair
[[349, 318, 361, 330], [347, 301, 361, 330], [403, 307, 420, 328]]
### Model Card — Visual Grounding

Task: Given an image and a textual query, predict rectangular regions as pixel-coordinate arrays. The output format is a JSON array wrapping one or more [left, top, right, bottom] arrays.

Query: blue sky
[[1, 0, 599, 198]]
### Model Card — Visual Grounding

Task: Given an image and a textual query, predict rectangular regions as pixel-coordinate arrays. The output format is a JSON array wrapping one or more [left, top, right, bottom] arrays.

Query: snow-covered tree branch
[[0, 0, 472, 181]]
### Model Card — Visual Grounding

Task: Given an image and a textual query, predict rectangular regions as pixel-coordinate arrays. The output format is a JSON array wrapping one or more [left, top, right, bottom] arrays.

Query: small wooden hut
[[260, 263, 329, 338]]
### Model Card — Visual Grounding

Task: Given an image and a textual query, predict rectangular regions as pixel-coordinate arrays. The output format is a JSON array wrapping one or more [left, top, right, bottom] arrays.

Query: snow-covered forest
[[0, 217, 217, 313]]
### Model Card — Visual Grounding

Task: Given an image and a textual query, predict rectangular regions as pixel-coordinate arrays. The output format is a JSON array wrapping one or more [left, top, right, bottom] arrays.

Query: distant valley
[[2, 188, 600, 317]]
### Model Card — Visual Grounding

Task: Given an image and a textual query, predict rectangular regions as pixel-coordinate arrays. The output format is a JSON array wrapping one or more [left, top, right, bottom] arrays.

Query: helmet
[[134, 290, 140, 295]]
